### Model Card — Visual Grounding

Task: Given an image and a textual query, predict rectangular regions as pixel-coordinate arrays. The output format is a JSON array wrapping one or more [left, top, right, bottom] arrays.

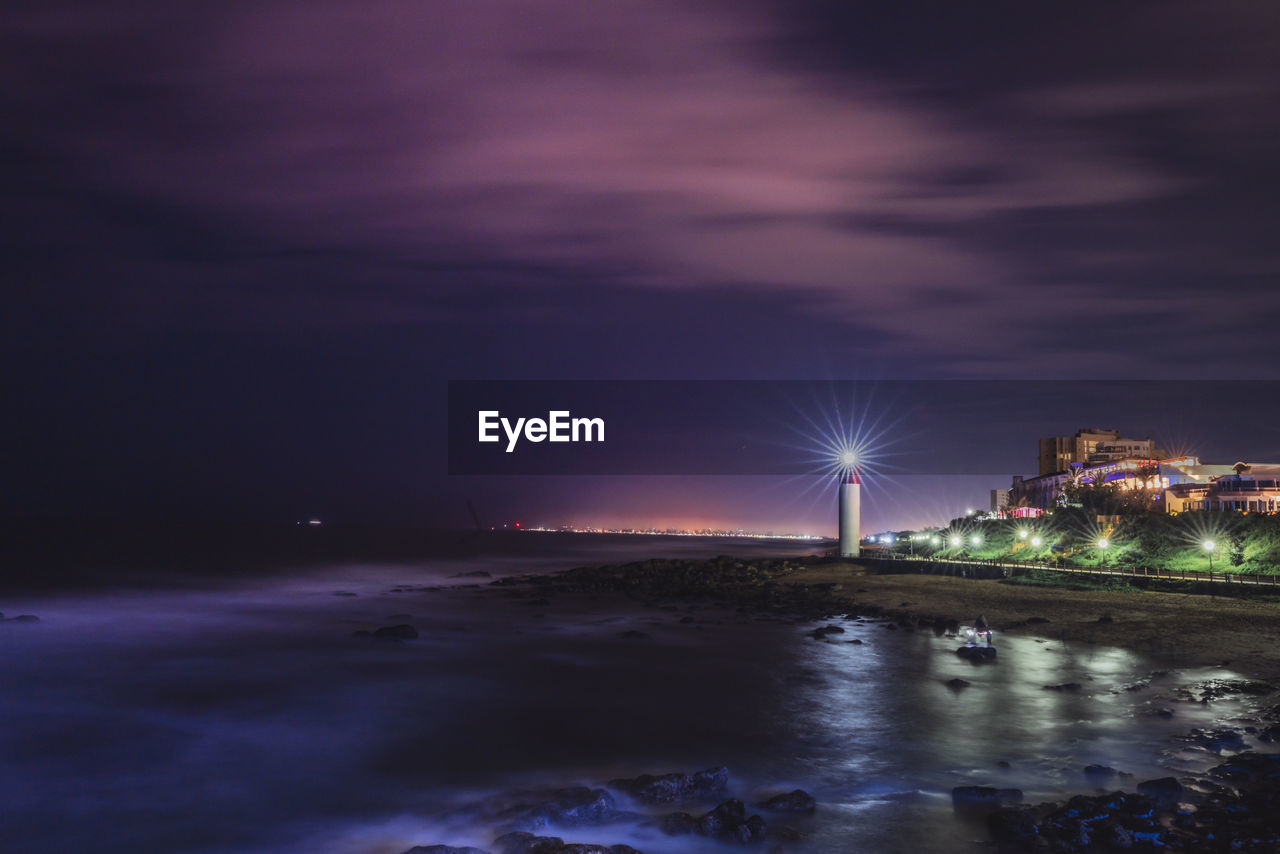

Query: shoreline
[[511, 554, 1280, 681], [481, 552, 1280, 852], [789, 562, 1280, 681]]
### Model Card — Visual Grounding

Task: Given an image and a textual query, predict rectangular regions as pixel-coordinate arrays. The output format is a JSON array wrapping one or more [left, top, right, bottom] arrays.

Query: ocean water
[[0, 534, 1268, 853]]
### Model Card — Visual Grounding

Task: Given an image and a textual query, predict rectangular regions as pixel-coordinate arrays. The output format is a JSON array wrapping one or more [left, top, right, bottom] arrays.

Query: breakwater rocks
[[398, 768, 813, 853], [969, 751, 1280, 852], [489, 555, 882, 626]]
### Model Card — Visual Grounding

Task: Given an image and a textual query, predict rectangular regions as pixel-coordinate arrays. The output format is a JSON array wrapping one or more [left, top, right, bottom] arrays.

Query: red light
[[514, 521, 520, 527]]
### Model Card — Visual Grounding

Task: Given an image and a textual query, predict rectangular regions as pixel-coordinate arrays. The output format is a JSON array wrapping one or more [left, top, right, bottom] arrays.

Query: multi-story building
[[1036, 427, 1167, 476], [989, 489, 1009, 512]]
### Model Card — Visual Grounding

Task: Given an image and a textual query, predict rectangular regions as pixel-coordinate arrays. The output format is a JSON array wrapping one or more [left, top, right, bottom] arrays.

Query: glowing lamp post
[[1203, 539, 1216, 571], [837, 450, 860, 558]]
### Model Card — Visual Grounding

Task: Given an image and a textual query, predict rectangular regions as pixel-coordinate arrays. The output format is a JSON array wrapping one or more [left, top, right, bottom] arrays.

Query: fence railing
[[867, 553, 1280, 587]]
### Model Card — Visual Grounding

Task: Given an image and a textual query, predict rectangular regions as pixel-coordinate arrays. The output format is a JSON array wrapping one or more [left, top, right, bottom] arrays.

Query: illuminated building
[[1037, 428, 1167, 477], [1165, 463, 1280, 514]]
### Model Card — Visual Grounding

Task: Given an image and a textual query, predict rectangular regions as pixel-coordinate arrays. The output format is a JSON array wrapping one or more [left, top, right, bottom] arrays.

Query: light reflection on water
[[0, 546, 1271, 854]]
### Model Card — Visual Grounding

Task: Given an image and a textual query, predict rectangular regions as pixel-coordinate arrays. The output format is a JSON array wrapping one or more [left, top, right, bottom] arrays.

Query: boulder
[[696, 799, 766, 843], [492, 832, 639, 854], [956, 646, 997, 662], [403, 847, 491, 854], [756, 789, 815, 813], [946, 678, 971, 691], [498, 787, 619, 830], [1136, 777, 1183, 804], [607, 767, 727, 804], [1084, 764, 1117, 786]]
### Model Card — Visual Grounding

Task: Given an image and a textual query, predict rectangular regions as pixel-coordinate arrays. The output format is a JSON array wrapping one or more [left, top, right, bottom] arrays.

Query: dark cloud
[[3, 1, 1279, 525]]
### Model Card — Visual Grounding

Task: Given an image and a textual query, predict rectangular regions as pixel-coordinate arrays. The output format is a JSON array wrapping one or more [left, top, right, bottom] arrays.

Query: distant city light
[[970, 534, 982, 546], [949, 535, 962, 547], [308, 519, 322, 526], [1031, 535, 1043, 546], [966, 508, 975, 516], [868, 535, 877, 543], [1018, 529, 1029, 539], [884, 534, 895, 544], [932, 536, 941, 545]]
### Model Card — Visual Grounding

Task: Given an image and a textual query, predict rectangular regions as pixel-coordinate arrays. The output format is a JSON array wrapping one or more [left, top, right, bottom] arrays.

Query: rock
[[695, 799, 766, 843], [1136, 777, 1183, 804], [608, 767, 727, 804], [403, 847, 491, 854], [1042, 682, 1082, 692], [498, 787, 619, 830], [493, 832, 563, 854], [845, 638, 863, 644], [1180, 727, 1247, 753], [987, 806, 1039, 847], [951, 786, 1022, 813], [1092, 820, 1133, 848], [946, 678, 971, 692], [1190, 678, 1275, 702], [956, 646, 997, 662], [1083, 764, 1117, 785], [810, 624, 844, 639], [756, 789, 815, 813], [373, 623, 419, 639], [492, 832, 638, 854]]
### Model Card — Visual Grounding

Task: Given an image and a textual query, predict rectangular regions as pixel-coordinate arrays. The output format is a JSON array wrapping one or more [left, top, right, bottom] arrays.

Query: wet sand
[[783, 562, 1280, 680]]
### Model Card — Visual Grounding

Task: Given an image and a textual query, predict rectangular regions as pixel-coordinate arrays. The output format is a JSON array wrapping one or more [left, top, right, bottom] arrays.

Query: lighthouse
[[838, 469, 861, 558]]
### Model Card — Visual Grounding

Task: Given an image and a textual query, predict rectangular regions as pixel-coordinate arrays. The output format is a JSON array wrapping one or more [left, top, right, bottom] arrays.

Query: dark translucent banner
[[447, 380, 1280, 476]]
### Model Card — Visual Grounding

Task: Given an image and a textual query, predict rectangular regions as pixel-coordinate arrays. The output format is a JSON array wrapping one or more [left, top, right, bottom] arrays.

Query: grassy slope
[[905, 511, 1280, 574]]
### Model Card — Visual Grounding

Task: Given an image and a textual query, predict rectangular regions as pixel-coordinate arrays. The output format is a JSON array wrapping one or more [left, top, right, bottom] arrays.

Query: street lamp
[[1097, 538, 1109, 549], [970, 534, 982, 546], [1018, 529, 1029, 539], [1031, 535, 1043, 547], [1203, 539, 1216, 571], [949, 535, 962, 548]]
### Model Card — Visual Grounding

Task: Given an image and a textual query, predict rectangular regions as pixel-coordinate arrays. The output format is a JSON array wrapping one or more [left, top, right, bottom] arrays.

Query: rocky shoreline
[[382, 554, 1280, 852]]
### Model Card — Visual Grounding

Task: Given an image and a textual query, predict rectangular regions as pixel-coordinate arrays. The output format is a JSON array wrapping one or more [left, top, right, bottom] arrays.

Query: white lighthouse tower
[[838, 469, 861, 558]]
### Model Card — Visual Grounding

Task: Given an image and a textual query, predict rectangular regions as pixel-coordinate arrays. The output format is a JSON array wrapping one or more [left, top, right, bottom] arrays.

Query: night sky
[[4, 2, 1280, 533]]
